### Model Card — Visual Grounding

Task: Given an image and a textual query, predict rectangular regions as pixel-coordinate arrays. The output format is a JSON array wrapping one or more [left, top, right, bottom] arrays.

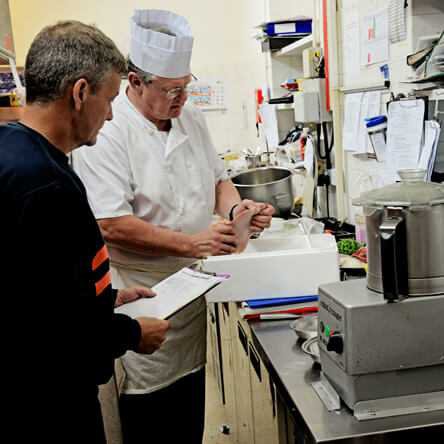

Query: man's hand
[[115, 286, 156, 307], [135, 317, 170, 354], [188, 220, 238, 258], [232, 199, 275, 233], [250, 203, 274, 232]]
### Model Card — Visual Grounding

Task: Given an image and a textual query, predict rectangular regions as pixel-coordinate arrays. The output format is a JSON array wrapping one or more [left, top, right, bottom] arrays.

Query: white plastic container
[[204, 232, 339, 302]]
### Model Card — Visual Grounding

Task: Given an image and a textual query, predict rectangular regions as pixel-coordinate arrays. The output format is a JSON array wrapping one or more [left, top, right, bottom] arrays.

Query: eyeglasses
[[150, 74, 198, 100]]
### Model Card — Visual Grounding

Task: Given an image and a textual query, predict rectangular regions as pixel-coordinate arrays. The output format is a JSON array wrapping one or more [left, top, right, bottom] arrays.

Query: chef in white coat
[[74, 9, 274, 444]]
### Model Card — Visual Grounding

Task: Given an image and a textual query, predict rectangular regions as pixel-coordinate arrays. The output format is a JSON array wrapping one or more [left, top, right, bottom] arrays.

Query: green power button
[[325, 325, 331, 337]]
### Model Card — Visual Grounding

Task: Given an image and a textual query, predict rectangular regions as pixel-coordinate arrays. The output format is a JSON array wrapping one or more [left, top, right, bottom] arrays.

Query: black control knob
[[327, 333, 344, 354]]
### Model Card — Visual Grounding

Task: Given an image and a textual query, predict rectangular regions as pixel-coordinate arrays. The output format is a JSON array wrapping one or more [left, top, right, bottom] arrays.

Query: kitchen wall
[[8, 0, 265, 154], [8, 0, 315, 154], [335, 0, 444, 222]]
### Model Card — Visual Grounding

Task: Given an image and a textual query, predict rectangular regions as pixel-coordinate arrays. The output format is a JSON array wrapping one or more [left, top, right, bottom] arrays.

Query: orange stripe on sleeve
[[92, 245, 109, 271], [95, 271, 112, 297]]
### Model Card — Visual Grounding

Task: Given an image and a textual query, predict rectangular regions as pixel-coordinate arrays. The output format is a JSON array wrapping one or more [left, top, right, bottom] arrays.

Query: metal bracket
[[312, 373, 341, 411], [354, 391, 444, 421]]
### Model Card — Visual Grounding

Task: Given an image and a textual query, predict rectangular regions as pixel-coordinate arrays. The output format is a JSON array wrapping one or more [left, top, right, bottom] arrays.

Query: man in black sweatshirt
[[0, 21, 169, 443]]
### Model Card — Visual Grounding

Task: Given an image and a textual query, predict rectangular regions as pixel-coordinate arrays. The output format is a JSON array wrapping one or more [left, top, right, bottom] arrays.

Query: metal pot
[[354, 169, 444, 300], [231, 167, 294, 218]]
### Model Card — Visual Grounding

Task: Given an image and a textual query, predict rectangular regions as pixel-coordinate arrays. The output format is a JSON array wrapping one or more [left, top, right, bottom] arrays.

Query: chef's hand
[[232, 200, 275, 233], [250, 203, 275, 233], [188, 220, 238, 258], [231, 199, 263, 219], [115, 287, 156, 307], [136, 317, 170, 354]]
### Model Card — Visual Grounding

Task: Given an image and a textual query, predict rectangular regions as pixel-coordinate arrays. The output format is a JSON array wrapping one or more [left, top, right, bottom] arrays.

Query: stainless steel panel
[[318, 280, 444, 374], [366, 205, 444, 295], [250, 320, 444, 443], [354, 391, 444, 421], [232, 167, 291, 185], [320, 348, 444, 408]]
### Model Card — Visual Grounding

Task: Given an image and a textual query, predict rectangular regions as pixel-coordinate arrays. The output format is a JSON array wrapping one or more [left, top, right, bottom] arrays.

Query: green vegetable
[[337, 238, 361, 255]]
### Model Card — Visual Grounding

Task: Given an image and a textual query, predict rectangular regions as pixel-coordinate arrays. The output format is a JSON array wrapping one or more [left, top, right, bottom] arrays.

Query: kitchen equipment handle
[[379, 212, 408, 302]]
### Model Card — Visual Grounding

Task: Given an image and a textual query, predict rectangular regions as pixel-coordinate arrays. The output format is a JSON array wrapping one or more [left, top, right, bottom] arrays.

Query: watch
[[229, 204, 239, 221]]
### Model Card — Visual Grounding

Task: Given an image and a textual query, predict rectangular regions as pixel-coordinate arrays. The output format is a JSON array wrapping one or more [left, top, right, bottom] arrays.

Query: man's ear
[[72, 78, 90, 111], [128, 72, 143, 93]]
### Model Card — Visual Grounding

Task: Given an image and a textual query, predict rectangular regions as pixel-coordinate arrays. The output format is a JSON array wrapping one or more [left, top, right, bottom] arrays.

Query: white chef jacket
[[73, 90, 228, 393]]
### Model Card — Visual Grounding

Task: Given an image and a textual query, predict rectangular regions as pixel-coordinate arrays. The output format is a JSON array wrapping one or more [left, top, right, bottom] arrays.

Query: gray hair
[[127, 58, 155, 84], [25, 21, 127, 103]]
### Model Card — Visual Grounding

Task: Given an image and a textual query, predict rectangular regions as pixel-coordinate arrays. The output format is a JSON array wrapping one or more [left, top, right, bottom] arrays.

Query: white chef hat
[[129, 9, 193, 78]]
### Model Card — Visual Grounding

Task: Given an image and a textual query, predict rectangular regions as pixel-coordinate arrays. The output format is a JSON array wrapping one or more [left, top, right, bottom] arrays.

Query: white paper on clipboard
[[386, 99, 425, 181], [115, 267, 228, 319]]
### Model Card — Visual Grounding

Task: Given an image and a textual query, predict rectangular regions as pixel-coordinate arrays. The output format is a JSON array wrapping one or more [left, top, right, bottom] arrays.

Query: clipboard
[[387, 94, 428, 121], [386, 96, 427, 182], [115, 267, 229, 320]]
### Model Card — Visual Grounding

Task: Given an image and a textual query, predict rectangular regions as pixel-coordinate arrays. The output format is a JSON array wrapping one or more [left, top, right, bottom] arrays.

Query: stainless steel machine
[[318, 170, 444, 420]]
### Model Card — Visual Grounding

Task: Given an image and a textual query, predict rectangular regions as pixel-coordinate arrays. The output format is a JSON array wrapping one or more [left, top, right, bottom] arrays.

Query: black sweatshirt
[[0, 122, 141, 442]]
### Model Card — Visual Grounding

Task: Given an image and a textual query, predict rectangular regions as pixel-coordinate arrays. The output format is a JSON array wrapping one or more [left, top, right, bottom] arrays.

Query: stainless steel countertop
[[250, 320, 444, 443]]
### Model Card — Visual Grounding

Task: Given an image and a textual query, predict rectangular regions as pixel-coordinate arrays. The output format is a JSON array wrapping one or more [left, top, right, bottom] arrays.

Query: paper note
[[341, 8, 361, 87], [389, 0, 407, 43], [359, 91, 382, 154], [386, 99, 425, 181], [343, 92, 381, 154], [360, 9, 389, 66], [259, 103, 280, 149], [115, 268, 227, 319], [343, 93, 363, 152], [187, 80, 225, 110]]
